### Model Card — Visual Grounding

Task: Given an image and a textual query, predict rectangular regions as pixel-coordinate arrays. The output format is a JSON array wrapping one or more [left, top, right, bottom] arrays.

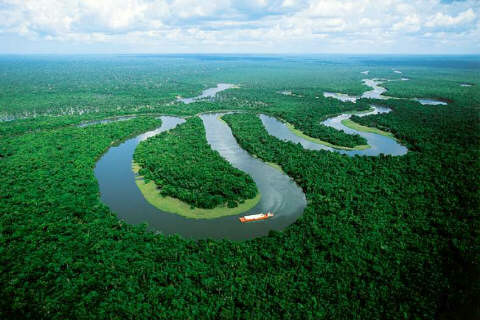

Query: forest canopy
[[133, 116, 258, 209], [0, 55, 478, 319]]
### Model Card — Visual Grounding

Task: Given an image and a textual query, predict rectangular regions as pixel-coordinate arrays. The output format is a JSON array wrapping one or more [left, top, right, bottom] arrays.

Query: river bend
[[95, 115, 306, 240]]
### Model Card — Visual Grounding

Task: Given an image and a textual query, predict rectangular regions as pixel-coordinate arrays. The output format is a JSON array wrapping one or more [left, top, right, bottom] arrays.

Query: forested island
[[133, 116, 260, 217]]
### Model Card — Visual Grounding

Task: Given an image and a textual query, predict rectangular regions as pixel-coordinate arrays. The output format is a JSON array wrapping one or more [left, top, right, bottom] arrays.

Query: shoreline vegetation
[[265, 161, 284, 173], [132, 163, 261, 219], [341, 119, 394, 137], [132, 117, 260, 218], [218, 114, 286, 173], [2, 55, 478, 319], [285, 122, 370, 150]]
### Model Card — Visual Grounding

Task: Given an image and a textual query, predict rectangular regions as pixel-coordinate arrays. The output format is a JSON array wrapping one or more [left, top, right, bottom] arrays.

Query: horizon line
[[0, 53, 479, 56]]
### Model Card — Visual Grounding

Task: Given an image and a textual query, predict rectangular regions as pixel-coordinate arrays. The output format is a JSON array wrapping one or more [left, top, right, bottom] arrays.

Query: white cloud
[[359, 18, 380, 28], [392, 15, 421, 33], [306, 0, 364, 18], [0, 0, 478, 53], [425, 8, 476, 28], [79, 0, 149, 30]]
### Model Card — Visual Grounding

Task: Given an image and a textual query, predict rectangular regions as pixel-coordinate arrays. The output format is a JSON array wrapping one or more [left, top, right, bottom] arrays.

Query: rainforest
[[133, 116, 259, 213], [0, 54, 479, 319]]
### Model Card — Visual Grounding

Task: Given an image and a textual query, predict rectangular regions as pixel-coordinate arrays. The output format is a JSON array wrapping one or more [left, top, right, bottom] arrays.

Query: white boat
[[239, 212, 274, 223]]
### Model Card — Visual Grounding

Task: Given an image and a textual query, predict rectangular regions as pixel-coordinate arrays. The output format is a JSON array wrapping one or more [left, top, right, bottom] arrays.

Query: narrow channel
[[177, 83, 236, 104], [78, 116, 136, 127], [323, 77, 448, 105], [260, 106, 408, 156]]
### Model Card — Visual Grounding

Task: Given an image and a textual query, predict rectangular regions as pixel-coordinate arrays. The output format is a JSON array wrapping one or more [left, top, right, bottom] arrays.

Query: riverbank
[[285, 122, 370, 151], [265, 161, 284, 173], [341, 119, 394, 138], [132, 162, 262, 219], [261, 107, 407, 156]]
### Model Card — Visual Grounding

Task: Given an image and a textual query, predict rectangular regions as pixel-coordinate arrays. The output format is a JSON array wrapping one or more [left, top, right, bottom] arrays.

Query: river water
[[95, 114, 306, 240], [260, 106, 407, 157], [95, 82, 409, 240], [78, 116, 136, 127], [413, 98, 448, 106], [323, 77, 448, 105], [177, 83, 236, 104]]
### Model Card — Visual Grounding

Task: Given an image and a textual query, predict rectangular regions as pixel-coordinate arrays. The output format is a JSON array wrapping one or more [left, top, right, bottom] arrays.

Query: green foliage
[[0, 55, 479, 319], [223, 86, 371, 147], [133, 117, 258, 209], [222, 99, 479, 319]]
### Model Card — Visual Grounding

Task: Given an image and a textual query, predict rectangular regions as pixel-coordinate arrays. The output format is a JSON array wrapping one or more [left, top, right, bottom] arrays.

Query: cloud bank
[[0, 0, 478, 53]]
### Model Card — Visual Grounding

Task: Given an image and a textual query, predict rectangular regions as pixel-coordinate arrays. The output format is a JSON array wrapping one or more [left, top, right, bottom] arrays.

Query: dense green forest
[[222, 87, 372, 147], [0, 55, 479, 319], [133, 117, 258, 209], [223, 106, 479, 319]]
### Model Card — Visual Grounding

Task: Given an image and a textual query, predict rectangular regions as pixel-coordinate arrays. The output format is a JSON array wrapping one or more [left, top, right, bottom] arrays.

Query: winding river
[[95, 82, 410, 240], [261, 106, 407, 157], [95, 114, 306, 241], [324, 77, 448, 105], [413, 98, 448, 106], [177, 83, 236, 104], [324, 79, 393, 102], [78, 116, 136, 127]]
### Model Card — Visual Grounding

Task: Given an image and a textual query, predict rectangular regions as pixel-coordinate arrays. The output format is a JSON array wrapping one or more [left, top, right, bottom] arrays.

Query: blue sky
[[0, 0, 478, 54]]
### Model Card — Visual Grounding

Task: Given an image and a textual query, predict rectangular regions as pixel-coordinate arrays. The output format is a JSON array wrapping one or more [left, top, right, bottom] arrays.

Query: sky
[[0, 0, 478, 54]]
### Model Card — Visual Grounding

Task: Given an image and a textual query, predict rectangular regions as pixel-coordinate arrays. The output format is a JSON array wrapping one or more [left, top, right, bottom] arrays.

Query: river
[[177, 83, 236, 104], [324, 77, 448, 105], [78, 116, 136, 127], [95, 83, 409, 240], [260, 106, 407, 157], [95, 114, 306, 240]]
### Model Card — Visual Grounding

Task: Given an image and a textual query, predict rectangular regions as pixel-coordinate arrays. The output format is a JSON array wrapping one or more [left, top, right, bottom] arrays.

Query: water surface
[[95, 114, 306, 240], [324, 78, 394, 102], [78, 116, 136, 127], [323, 77, 448, 106], [261, 106, 407, 157], [361, 79, 390, 100], [413, 98, 448, 106], [323, 92, 358, 103], [177, 83, 236, 104]]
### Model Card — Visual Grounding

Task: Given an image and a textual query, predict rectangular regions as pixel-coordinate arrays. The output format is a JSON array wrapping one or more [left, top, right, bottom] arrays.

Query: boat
[[239, 212, 274, 223]]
